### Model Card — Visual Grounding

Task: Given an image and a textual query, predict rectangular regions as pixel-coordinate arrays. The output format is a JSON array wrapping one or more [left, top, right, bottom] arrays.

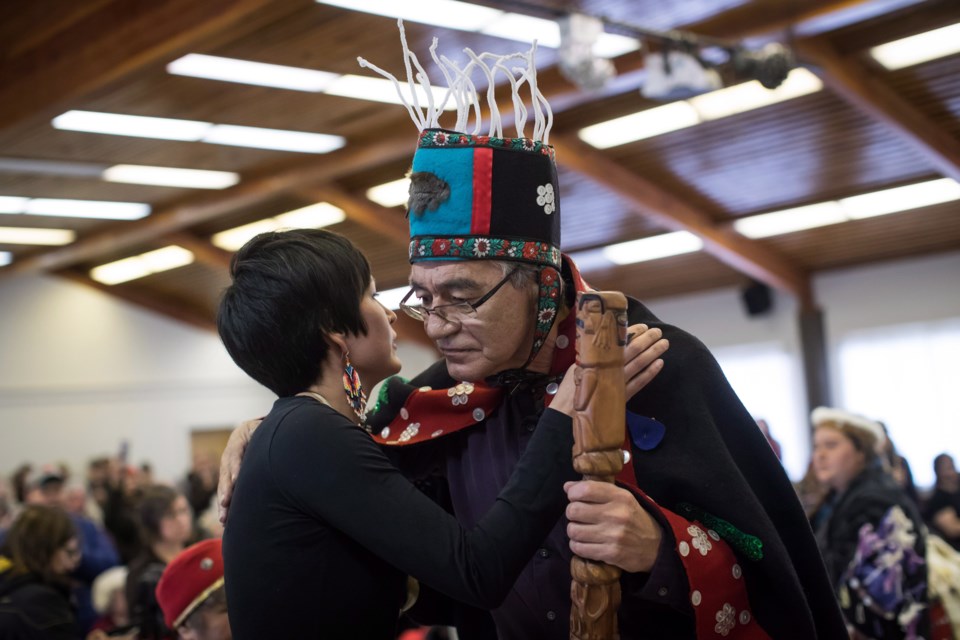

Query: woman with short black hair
[[218, 228, 666, 639]]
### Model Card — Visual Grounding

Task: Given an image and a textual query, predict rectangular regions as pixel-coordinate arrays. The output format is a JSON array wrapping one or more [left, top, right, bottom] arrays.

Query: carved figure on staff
[[570, 292, 628, 640], [218, 22, 849, 639]]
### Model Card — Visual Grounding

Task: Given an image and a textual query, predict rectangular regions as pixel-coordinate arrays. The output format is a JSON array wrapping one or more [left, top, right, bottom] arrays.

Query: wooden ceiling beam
[[3, 135, 417, 277], [797, 39, 960, 183], [1, 1, 918, 283], [299, 184, 410, 246], [165, 232, 234, 271], [685, 0, 903, 39], [58, 271, 216, 332], [550, 134, 813, 308], [0, 0, 311, 136]]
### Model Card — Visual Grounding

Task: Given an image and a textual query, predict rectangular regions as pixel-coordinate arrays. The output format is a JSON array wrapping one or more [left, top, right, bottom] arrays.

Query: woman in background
[[925, 453, 960, 551], [125, 486, 192, 640], [0, 504, 81, 639], [810, 407, 928, 639]]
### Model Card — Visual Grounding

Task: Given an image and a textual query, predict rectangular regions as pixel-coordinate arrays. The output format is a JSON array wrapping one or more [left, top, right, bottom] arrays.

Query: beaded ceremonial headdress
[[359, 21, 563, 360]]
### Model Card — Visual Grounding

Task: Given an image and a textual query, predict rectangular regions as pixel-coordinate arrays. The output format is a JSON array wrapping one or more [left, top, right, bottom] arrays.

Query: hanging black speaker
[[741, 281, 773, 316]]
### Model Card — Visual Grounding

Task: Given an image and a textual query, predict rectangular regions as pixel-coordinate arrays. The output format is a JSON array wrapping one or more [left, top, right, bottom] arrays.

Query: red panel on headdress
[[471, 146, 493, 236]]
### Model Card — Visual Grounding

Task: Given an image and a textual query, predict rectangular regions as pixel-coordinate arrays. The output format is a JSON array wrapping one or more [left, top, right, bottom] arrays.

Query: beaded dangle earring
[[342, 352, 368, 424]]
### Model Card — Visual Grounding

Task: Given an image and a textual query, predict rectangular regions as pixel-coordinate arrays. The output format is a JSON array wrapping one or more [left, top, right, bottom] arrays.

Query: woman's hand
[[217, 417, 263, 524], [624, 324, 668, 401], [550, 324, 668, 418]]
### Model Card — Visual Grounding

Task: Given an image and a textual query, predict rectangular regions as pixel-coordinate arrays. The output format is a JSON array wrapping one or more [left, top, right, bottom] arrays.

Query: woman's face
[[343, 279, 402, 389], [49, 537, 81, 575], [813, 428, 866, 492], [160, 495, 193, 545]]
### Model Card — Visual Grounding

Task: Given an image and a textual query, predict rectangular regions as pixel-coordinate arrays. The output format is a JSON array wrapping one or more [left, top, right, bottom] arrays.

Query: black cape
[[371, 294, 847, 639]]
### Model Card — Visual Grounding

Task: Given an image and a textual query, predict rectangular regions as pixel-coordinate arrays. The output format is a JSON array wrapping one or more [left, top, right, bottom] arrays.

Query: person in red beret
[[154, 539, 230, 640]]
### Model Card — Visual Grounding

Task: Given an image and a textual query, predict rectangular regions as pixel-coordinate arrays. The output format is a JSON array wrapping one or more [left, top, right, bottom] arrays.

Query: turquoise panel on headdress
[[409, 147, 475, 237]]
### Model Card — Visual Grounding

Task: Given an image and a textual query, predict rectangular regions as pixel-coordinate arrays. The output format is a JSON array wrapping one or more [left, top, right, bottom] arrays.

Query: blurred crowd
[[0, 453, 224, 639], [0, 416, 958, 640]]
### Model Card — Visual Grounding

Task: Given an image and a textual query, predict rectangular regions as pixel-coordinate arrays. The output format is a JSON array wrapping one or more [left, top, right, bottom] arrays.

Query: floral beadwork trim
[[410, 236, 561, 268], [419, 129, 556, 161], [532, 266, 561, 355], [676, 502, 764, 562]]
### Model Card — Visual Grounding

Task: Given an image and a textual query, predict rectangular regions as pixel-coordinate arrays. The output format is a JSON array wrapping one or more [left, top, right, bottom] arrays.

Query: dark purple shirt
[[439, 385, 692, 639]]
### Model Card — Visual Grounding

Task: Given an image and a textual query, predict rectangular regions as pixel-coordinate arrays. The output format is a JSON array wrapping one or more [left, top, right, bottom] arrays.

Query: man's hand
[[564, 480, 663, 573], [624, 324, 668, 401], [217, 417, 263, 524]]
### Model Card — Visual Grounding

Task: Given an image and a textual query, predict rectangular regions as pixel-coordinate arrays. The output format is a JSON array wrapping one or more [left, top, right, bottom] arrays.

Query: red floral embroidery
[[432, 239, 449, 254], [523, 242, 539, 259]]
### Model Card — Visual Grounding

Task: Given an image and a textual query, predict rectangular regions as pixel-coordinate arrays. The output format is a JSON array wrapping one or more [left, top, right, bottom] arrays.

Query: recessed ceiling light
[[202, 124, 345, 154], [0, 251, 11, 267], [366, 178, 411, 208], [733, 202, 847, 239], [24, 198, 151, 220], [52, 110, 211, 141], [602, 231, 703, 265], [103, 165, 240, 189], [167, 53, 339, 91], [870, 22, 960, 70], [315, 0, 638, 57], [578, 102, 700, 148], [52, 110, 345, 154], [211, 202, 348, 251], [275, 202, 347, 228], [839, 178, 960, 219], [211, 220, 279, 252], [324, 75, 455, 109], [480, 13, 561, 47], [688, 68, 822, 121], [90, 246, 194, 285], [0, 196, 29, 214], [732, 178, 960, 238], [317, 0, 504, 31], [0, 226, 76, 246], [579, 68, 822, 149]]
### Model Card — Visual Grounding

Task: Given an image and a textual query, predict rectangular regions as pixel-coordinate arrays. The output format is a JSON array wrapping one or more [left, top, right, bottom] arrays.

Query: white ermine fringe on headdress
[[357, 19, 554, 143]]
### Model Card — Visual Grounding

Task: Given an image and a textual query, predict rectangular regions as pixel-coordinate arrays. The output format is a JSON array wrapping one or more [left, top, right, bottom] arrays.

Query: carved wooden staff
[[570, 291, 628, 640]]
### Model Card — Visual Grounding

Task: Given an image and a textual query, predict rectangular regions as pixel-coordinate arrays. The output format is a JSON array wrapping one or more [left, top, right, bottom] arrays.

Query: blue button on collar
[[627, 411, 665, 451]]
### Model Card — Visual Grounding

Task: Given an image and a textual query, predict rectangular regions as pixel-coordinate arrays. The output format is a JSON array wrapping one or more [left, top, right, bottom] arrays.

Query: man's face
[[179, 600, 231, 640], [409, 261, 536, 381]]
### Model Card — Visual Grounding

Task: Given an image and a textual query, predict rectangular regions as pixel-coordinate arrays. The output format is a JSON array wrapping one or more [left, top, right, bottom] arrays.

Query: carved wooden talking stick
[[570, 291, 629, 640]]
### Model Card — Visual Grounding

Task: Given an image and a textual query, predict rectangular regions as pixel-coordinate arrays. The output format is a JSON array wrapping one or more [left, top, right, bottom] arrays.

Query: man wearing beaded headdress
[[219, 23, 847, 639], [358, 25, 847, 640]]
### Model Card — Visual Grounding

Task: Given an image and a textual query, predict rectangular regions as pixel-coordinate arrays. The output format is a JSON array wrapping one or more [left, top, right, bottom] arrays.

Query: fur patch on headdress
[[407, 171, 450, 216]]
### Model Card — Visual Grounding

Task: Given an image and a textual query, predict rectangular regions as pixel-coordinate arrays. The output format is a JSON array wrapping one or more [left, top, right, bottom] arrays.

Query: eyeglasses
[[400, 268, 519, 323]]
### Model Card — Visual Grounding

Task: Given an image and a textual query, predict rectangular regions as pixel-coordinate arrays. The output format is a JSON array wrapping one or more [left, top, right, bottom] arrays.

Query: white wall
[[0, 273, 438, 484], [641, 249, 960, 484], [2, 250, 957, 486]]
